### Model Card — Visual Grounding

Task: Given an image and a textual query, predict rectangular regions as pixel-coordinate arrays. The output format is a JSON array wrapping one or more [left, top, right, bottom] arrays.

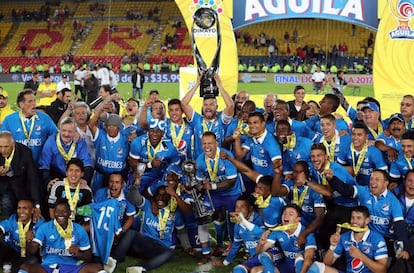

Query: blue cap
[[389, 113, 405, 123], [361, 102, 380, 113]]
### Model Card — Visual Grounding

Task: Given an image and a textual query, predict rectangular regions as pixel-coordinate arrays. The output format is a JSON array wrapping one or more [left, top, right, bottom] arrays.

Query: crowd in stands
[[0, 61, 414, 273]]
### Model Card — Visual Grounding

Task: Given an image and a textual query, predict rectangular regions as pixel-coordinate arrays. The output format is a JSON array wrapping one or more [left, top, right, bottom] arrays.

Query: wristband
[[211, 183, 217, 190], [256, 175, 263, 184], [329, 245, 336, 251]]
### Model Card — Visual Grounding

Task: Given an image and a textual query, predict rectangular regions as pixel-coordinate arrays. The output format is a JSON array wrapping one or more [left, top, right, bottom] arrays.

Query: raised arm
[[220, 150, 259, 182], [180, 71, 201, 120], [214, 74, 234, 117]]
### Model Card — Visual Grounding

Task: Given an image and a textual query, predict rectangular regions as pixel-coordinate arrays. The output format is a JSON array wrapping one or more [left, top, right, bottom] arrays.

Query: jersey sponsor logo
[[382, 204, 389, 211], [251, 156, 269, 168], [370, 215, 390, 225], [96, 157, 124, 169], [45, 246, 71, 256], [351, 258, 364, 273]]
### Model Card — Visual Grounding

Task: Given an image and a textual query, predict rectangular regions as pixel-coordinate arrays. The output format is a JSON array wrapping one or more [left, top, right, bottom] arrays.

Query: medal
[[159, 230, 165, 240]]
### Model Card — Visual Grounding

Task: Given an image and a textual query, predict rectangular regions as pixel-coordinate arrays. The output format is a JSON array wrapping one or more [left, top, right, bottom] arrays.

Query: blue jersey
[[259, 196, 286, 228], [33, 220, 91, 266], [390, 152, 413, 181], [38, 133, 94, 177], [138, 198, 179, 248], [338, 145, 387, 186], [121, 119, 145, 138], [188, 111, 230, 157], [93, 129, 129, 174], [304, 115, 349, 135], [242, 130, 282, 176], [94, 187, 136, 224], [164, 118, 194, 163], [224, 212, 264, 264], [267, 223, 316, 272], [130, 135, 180, 192], [377, 133, 402, 153], [282, 181, 326, 228], [196, 148, 241, 197], [89, 199, 122, 264], [353, 186, 404, 237], [310, 162, 357, 207], [266, 119, 316, 140], [315, 132, 352, 162], [1, 111, 58, 163], [281, 136, 312, 175], [0, 214, 44, 253], [334, 230, 388, 273]]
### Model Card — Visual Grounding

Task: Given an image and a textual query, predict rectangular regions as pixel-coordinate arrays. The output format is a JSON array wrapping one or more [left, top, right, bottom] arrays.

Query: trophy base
[[196, 214, 214, 225]]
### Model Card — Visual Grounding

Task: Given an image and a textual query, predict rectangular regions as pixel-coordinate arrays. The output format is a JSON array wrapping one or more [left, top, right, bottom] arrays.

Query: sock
[[214, 220, 225, 248], [232, 265, 248, 273], [259, 252, 275, 273], [295, 256, 304, 273]]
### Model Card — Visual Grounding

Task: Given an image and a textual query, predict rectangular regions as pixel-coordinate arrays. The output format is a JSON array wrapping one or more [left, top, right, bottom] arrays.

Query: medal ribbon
[[202, 119, 214, 133], [170, 122, 185, 147], [336, 222, 368, 233], [351, 144, 367, 176], [169, 188, 181, 212], [322, 134, 336, 162], [19, 111, 36, 144], [205, 149, 219, 183], [56, 133, 76, 162], [158, 207, 170, 236], [4, 146, 15, 169], [64, 178, 80, 215], [255, 194, 272, 208], [147, 140, 162, 161], [405, 156, 413, 170], [54, 219, 73, 248], [319, 161, 331, 185], [293, 185, 309, 207], [18, 220, 31, 257], [368, 122, 383, 139]]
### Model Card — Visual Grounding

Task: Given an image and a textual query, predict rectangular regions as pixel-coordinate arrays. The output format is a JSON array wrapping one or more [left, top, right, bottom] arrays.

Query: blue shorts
[[42, 264, 85, 273]]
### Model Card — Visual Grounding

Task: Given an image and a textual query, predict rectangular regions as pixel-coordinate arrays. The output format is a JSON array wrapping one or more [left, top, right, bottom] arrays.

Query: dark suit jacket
[[24, 79, 40, 92], [131, 72, 145, 88], [0, 143, 40, 205]]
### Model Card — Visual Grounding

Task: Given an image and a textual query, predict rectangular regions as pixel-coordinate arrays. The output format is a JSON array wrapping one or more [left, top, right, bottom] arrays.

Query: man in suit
[[23, 71, 40, 93], [0, 131, 41, 220], [131, 67, 145, 100]]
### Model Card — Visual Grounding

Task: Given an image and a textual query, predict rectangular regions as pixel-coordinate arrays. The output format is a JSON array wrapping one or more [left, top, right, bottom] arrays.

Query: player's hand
[[47, 178, 59, 191], [220, 150, 229, 160], [349, 246, 363, 259], [297, 232, 307, 249], [398, 250, 410, 260], [329, 232, 340, 246], [273, 159, 283, 174], [323, 169, 334, 180], [387, 148, 399, 162], [152, 158, 162, 168], [68, 245, 80, 256], [0, 165, 9, 176]]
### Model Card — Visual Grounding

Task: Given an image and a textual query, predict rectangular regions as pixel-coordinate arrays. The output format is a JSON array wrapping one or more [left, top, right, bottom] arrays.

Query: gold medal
[[159, 230, 165, 240], [65, 238, 72, 249], [70, 210, 75, 220], [21, 247, 26, 257]]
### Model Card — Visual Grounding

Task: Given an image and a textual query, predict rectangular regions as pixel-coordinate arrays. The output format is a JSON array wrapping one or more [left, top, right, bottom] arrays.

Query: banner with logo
[[374, 0, 414, 116], [175, 0, 238, 95], [233, 0, 378, 31]]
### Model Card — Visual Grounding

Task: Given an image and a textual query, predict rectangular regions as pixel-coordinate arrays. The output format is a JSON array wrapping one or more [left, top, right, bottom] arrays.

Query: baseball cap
[[149, 119, 166, 131], [62, 74, 67, 78], [105, 114, 123, 129], [389, 113, 405, 123], [0, 89, 9, 98], [361, 102, 380, 113]]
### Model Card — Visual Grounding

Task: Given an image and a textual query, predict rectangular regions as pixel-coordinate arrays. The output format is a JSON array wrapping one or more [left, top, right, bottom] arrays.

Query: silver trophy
[[191, 7, 221, 98], [182, 160, 215, 225]]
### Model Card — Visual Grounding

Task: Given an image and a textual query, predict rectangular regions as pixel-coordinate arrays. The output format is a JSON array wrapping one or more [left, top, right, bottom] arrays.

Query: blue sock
[[214, 221, 225, 247], [295, 257, 304, 273], [259, 252, 274, 273], [307, 262, 322, 273], [232, 265, 248, 273]]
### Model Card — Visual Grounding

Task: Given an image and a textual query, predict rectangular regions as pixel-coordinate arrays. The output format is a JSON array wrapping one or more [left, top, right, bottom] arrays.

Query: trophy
[[191, 7, 221, 98], [182, 160, 215, 225]]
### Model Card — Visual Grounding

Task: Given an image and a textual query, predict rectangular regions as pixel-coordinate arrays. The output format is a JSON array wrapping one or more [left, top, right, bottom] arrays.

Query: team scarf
[[205, 149, 219, 183], [336, 222, 368, 233], [170, 122, 185, 148], [322, 134, 337, 162], [283, 134, 296, 150], [351, 144, 368, 176], [18, 219, 31, 257], [147, 139, 162, 162], [4, 146, 15, 169], [19, 111, 36, 145], [56, 133, 76, 162], [158, 207, 170, 240], [255, 194, 272, 208], [270, 222, 298, 231], [293, 185, 309, 207], [64, 178, 80, 220], [54, 219, 73, 249]]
